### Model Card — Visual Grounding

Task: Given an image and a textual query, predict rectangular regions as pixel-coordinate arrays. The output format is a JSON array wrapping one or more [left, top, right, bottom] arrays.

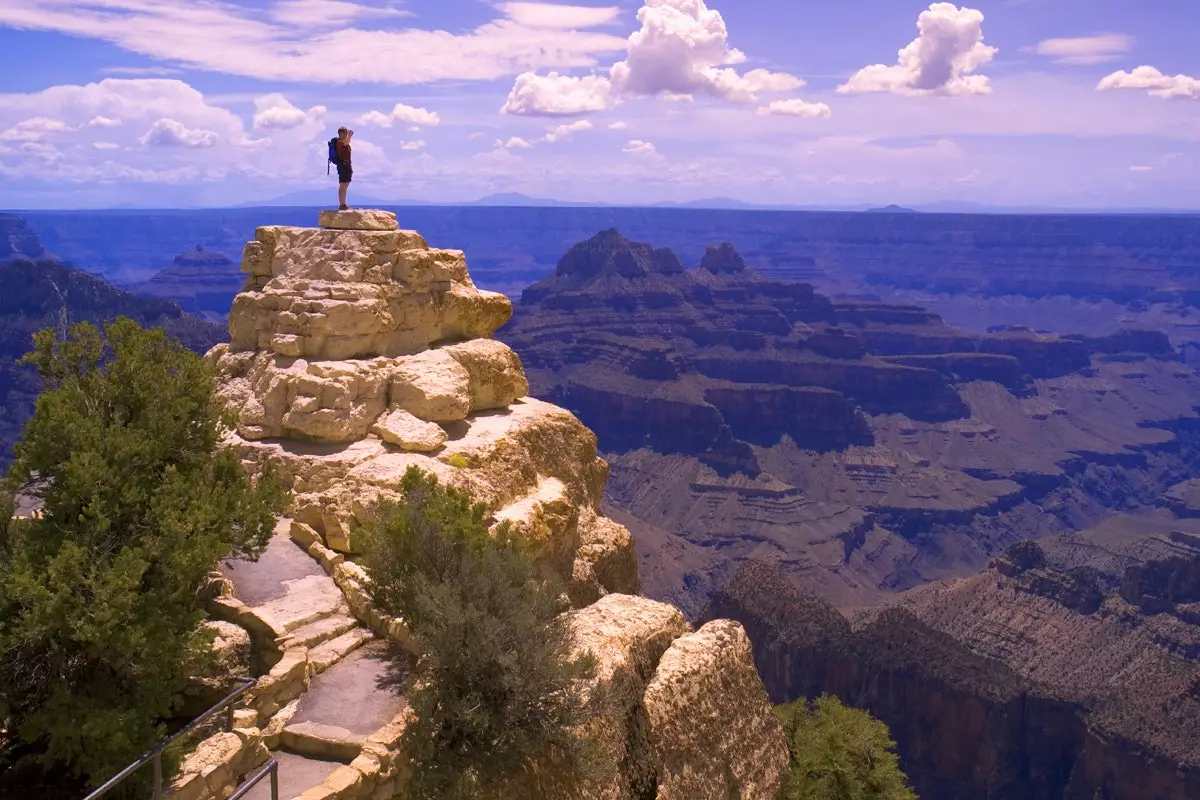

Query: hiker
[[328, 126, 354, 210]]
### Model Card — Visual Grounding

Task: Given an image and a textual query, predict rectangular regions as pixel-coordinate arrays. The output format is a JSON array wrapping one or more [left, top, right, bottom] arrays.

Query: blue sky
[[0, 0, 1197, 209]]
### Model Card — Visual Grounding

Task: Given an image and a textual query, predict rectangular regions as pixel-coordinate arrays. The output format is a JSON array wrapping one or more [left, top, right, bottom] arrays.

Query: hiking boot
[[338, 204, 349, 211]]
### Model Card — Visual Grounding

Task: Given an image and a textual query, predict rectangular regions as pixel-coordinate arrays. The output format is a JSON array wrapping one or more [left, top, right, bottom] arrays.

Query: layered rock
[[205, 211, 787, 799], [130, 245, 244, 320], [500, 229, 1200, 615], [708, 510, 1200, 800]]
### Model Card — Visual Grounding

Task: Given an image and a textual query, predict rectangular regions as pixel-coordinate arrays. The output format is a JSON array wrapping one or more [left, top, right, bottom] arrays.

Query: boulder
[[372, 408, 447, 452], [642, 620, 789, 800], [318, 208, 400, 231]]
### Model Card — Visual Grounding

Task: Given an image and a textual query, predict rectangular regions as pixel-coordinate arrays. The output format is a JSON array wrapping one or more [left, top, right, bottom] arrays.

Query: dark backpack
[[327, 137, 340, 174]]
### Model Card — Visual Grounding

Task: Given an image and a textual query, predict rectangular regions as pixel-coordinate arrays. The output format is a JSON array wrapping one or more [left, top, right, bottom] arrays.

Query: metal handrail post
[[152, 753, 163, 800], [270, 761, 279, 800]]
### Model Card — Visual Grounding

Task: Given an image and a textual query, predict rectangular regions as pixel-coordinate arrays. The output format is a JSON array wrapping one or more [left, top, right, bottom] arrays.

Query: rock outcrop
[[500, 229, 1200, 616], [202, 211, 786, 799], [707, 511, 1200, 800]]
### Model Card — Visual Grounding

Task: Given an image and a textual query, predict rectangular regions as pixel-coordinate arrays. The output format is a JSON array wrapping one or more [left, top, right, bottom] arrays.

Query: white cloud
[[0, 117, 72, 141], [502, 72, 613, 115], [92, 141, 120, 150], [1129, 165, 1152, 172], [756, 99, 832, 118], [468, 132, 488, 140], [623, 138, 656, 155], [544, 119, 592, 142], [400, 139, 425, 150], [1030, 34, 1131, 66], [101, 65, 179, 76], [497, 136, 535, 149], [503, 0, 808, 115], [1097, 66, 1200, 100], [270, 0, 411, 27], [356, 102, 441, 127], [497, 2, 621, 29], [608, 120, 629, 129], [0, 0, 628, 85], [87, 115, 122, 128], [139, 118, 219, 148], [839, 3, 997, 97], [252, 93, 327, 129]]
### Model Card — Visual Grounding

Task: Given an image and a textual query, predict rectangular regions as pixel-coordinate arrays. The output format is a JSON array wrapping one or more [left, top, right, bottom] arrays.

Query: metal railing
[[227, 759, 279, 800], [83, 676, 273, 800]]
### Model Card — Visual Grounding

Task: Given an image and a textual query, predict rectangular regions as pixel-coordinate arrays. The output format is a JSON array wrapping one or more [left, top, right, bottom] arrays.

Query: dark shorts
[[337, 163, 353, 184]]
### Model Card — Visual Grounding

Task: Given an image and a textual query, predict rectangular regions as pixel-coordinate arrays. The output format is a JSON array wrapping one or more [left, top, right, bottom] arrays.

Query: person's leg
[[338, 182, 348, 209]]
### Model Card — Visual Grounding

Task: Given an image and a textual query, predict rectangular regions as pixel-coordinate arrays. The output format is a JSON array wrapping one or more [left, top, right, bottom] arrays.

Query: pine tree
[[0, 318, 283, 790], [776, 695, 917, 800], [358, 467, 598, 800]]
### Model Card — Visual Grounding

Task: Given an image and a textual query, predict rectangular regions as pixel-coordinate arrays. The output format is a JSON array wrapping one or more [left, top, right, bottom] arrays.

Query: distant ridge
[[866, 204, 918, 214]]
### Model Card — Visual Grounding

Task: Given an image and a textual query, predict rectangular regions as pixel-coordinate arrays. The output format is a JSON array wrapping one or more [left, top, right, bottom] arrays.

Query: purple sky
[[0, 0, 1197, 209]]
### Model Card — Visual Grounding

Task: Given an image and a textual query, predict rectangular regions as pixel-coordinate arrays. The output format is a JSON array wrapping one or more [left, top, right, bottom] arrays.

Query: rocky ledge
[[200, 210, 789, 799]]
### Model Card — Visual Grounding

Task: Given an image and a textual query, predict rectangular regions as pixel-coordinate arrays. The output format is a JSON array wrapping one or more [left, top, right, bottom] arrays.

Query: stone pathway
[[214, 522, 408, 799]]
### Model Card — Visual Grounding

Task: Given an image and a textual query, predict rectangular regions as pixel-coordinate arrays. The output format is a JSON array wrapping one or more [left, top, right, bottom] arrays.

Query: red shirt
[[335, 140, 351, 165]]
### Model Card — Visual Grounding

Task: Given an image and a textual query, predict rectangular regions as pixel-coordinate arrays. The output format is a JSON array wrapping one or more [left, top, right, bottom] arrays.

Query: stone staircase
[[180, 520, 409, 800]]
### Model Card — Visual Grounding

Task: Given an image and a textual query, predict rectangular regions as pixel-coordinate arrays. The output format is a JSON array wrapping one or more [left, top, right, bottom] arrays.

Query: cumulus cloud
[[496, 136, 535, 149], [139, 118, 219, 148], [87, 115, 122, 127], [497, 2, 621, 29], [502, 0, 810, 115], [356, 102, 441, 127], [623, 138, 656, 155], [608, 120, 629, 129], [502, 72, 613, 116], [400, 140, 425, 150], [544, 119, 592, 142], [756, 99, 832, 118], [0, 117, 72, 141], [252, 94, 327, 129], [1097, 66, 1200, 100], [0, 0, 627, 85], [839, 3, 997, 97], [92, 141, 120, 150], [1129, 165, 1153, 172], [1030, 34, 1131, 65]]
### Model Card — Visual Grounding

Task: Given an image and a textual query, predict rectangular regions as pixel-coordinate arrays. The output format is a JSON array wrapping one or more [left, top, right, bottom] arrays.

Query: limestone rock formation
[[567, 594, 788, 800], [501, 228, 1200, 617], [202, 211, 789, 800], [207, 210, 626, 603]]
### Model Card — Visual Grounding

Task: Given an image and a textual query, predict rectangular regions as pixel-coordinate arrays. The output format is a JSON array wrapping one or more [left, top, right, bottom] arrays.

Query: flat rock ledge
[[318, 208, 399, 231]]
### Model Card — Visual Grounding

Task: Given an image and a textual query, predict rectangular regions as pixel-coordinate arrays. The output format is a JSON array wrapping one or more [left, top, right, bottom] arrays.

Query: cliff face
[[130, 245, 244, 321], [500, 229, 1200, 616], [707, 510, 1200, 800], [205, 209, 789, 800]]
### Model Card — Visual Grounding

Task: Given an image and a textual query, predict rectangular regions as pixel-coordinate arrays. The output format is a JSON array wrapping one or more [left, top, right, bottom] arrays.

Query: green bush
[[0, 318, 284, 791], [776, 695, 917, 800], [357, 467, 598, 799]]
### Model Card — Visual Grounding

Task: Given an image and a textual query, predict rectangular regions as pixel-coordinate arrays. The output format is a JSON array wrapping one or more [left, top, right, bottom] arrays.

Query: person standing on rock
[[329, 126, 354, 210]]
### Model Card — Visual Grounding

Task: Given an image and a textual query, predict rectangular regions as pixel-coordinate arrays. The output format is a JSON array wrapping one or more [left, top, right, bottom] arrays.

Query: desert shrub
[[776, 695, 917, 800], [358, 466, 598, 799], [0, 318, 284, 792]]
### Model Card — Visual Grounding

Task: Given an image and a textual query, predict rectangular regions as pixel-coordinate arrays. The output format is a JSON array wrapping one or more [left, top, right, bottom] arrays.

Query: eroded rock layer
[[205, 212, 788, 800], [500, 229, 1200, 616]]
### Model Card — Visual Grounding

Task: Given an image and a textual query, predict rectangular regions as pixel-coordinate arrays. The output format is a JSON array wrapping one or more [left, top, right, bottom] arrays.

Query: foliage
[[358, 466, 598, 800], [776, 695, 917, 800], [0, 317, 283, 791]]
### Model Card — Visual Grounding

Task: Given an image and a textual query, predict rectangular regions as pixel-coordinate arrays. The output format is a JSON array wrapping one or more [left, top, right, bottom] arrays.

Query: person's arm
[[347, 129, 355, 141]]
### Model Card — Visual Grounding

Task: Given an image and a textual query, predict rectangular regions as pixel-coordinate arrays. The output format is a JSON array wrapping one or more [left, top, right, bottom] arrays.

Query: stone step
[[279, 720, 364, 763], [237, 749, 342, 800], [308, 627, 375, 675], [285, 612, 359, 650]]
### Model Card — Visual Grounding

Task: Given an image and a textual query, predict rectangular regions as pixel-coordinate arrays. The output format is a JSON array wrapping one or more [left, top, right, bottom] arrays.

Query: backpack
[[327, 137, 340, 174]]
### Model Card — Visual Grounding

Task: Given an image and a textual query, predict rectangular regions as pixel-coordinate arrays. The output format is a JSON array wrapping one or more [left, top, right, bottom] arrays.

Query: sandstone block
[[372, 408, 448, 452], [443, 339, 530, 411], [389, 350, 471, 421], [642, 620, 789, 800], [319, 209, 400, 231], [567, 594, 690, 799], [203, 620, 251, 677]]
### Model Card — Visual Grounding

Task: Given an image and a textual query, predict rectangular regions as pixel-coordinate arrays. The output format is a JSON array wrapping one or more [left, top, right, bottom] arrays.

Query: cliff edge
[[201, 210, 788, 800]]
